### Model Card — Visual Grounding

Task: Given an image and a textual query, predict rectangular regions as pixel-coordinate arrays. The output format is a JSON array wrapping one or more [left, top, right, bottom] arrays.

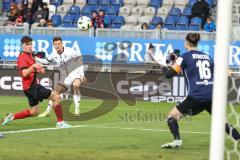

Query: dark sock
[[225, 123, 240, 141], [167, 117, 181, 140]]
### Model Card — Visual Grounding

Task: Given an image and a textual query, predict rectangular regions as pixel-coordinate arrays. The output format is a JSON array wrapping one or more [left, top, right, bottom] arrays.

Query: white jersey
[[36, 47, 85, 86], [47, 47, 81, 66]]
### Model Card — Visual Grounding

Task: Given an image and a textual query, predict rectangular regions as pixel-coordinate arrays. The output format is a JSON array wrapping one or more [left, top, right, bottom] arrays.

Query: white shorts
[[64, 66, 85, 86]]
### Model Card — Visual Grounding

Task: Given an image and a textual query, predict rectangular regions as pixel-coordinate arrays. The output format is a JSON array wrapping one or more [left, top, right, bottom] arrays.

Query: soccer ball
[[77, 16, 91, 31]]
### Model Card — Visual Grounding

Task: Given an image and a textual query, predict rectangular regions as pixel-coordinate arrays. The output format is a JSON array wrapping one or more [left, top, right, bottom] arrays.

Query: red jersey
[[17, 51, 39, 91]]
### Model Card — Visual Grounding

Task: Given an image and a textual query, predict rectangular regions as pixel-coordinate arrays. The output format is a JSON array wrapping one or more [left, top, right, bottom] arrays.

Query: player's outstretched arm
[[35, 57, 50, 65]]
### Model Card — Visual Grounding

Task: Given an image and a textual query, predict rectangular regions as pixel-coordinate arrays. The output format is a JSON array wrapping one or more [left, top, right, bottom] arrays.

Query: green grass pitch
[[0, 96, 238, 160]]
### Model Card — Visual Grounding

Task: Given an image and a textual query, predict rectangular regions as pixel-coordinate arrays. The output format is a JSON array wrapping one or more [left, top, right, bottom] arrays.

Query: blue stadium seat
[[191, 17, 202, 24], [81, 5, 92, 17], [110, 5, 120, 11], [151, 16, 163, 25], [68, 5, 81, 19], [189, 17, 202, 31], [87, 5, 98, 13], [50, 0, 63, 7], [14, 0, 23, 3], [177, 16, 189, 24], [99, 0, 112, 7], [105, 15, 117, 25], [169, 7, 181, 19], [111, 16, 124, 28], [111, 0, 123, 8], [97, 6, 109, 13], [175, 16, 189, 30], [205, 0, 216, 7], [182, 7, 192, 17], [175, 25, 187, 31], [163, 16, 178, 30], [2, 0, 11, 12], [106, 6, 118, 16], [88, 0, 99, 6], [166, 16, 178, 23], [189, 25, 200, 31], [69, 14, 80, 22], [188, 0, 197, 6], [51, 14, 62, 27], [150, 0, 162, 10], [62, 14, 74, 27]]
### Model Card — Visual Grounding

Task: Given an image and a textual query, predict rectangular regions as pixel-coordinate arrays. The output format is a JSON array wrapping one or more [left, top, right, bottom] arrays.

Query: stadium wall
[[0, 69, 187, 103], [0, 68, 238, 104]]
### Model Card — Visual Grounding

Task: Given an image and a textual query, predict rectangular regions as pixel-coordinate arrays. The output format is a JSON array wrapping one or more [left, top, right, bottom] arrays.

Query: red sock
[[53, 104, 63, 122], [13, 109, 32, 120]]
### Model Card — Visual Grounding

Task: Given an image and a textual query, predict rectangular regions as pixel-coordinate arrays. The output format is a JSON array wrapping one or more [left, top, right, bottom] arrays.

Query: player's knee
[[168, 107, 182, 120], [30, 107, 40, 116], [167, 116, 177, 124], [50, 91, 61, 101], [55, 84, 67, 94], [73, 80, 81, 88], [54, 93, 61, 101]]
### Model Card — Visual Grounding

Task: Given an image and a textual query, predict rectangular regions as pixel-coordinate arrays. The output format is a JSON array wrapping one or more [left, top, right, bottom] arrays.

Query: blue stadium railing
[[0, 25, 219, 41]]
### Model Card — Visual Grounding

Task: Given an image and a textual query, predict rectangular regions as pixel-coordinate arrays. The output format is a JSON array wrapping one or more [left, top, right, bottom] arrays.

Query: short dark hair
[[99, 9, 105, 13], [148, 43, 154, 49], [141, 23, 148, 29], [186, 33, 200, 47], [91, 10, 97, 15], [52, 36, 62, 43], [157, 22, 163, 26], [21, 36, 32, 44]]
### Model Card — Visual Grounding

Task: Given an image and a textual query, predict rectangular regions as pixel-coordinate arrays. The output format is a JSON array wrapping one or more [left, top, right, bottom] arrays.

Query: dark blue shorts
[[176, 96, 212, 116]]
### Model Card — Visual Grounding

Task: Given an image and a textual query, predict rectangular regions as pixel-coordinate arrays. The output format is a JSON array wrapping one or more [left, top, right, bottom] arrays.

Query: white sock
[[46, 100, 53, 113], [73, 94, 80, 111]]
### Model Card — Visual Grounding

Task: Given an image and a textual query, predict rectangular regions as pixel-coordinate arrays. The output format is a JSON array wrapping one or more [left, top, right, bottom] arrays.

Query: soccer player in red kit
[[1, 36, 71, 128]]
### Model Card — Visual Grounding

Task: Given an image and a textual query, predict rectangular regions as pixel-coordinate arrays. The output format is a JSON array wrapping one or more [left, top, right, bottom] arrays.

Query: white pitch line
[[1, 124, 210, 135]]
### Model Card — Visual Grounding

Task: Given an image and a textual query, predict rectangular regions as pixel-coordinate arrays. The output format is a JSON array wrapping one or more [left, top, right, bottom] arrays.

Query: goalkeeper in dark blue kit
[[161, 32, 240, 149]]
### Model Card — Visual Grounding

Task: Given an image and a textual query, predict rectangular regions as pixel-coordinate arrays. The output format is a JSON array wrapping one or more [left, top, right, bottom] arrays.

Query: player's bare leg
[[72, 79, 82, 117], [38, 84, 66, 118], [48, 90, 71, 128], [161, 107, 183, 149]]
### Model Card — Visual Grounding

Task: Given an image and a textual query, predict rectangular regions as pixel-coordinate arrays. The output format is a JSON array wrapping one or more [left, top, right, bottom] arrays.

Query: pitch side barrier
[[0, 62, 238, 104], [0, 61, 188, 104], [1, 25, 239, 41]]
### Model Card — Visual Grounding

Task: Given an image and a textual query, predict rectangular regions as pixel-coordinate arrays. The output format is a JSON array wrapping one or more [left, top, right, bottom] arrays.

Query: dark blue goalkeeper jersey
[[175, 50, 214, 101]]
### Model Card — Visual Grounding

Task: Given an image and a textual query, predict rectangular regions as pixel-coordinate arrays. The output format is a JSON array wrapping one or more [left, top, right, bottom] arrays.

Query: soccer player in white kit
[[36, 37, 86, 117]]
